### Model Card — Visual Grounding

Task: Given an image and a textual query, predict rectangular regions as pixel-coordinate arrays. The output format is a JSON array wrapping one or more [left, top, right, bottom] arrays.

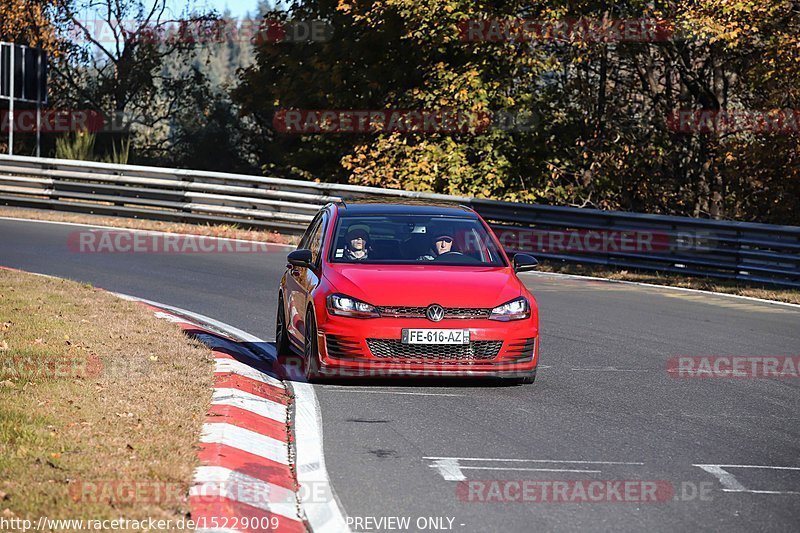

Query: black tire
[[303, 310, 322, 382], [275, 295, 289, 356]]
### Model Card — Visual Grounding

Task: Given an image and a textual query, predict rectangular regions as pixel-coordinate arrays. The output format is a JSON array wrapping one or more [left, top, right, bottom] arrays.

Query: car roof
[[334, 199, 476, 217]]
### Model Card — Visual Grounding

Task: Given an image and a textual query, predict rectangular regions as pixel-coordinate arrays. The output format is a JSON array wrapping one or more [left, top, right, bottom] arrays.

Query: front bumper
[[315, 313, 539, 378], [317, 366, 537, 378]]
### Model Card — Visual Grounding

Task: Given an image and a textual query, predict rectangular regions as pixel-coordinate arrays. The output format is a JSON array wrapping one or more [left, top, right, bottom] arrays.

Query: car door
[[285, 211, 327, 343], [285, 213, 322, 343]]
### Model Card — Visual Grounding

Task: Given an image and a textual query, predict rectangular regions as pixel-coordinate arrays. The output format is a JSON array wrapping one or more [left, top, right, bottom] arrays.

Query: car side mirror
[[512, 253, 538, 273], [288, 249, 314, 269]]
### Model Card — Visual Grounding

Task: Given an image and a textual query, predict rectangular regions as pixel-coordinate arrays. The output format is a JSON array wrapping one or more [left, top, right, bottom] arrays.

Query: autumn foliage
[[235, 0, 800, 224], [0, 0, 63, 55]]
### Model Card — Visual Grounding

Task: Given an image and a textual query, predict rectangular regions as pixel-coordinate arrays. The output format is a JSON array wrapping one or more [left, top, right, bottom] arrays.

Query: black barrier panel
[[0, 45, 9, 98], [0, 43, 47, 104]]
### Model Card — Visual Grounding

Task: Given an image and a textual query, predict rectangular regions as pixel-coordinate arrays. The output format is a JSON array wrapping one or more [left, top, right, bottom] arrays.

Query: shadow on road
[[184, 329, 522, 388]]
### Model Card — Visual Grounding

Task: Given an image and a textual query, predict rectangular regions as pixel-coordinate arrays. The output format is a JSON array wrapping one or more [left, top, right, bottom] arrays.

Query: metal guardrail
[[1, 154, 799, 288]]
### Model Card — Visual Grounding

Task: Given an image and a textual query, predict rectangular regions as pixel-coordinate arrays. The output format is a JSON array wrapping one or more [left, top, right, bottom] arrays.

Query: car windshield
[[328, 215, 507, 266]]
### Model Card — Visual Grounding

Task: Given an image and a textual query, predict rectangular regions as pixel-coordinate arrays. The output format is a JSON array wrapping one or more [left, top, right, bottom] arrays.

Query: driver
[[344, 226, 370, 260], [417, 229, 459, 260]]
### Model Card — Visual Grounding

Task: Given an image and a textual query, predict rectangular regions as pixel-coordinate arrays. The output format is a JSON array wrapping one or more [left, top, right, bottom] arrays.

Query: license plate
[[401, 329, 470, 345]]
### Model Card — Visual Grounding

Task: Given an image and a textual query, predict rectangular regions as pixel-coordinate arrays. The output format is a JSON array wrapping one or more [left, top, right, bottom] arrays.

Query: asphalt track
[[2, 216, 799, 533]]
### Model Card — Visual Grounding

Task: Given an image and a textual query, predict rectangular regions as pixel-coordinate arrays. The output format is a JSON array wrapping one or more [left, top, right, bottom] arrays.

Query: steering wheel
[[432, 251, 462, 259], [433, 251, 480, 264]]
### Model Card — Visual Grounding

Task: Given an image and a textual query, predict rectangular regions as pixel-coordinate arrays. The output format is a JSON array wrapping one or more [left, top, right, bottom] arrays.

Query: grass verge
[[0, 269, 213, 529], [1, 206, 798, 304]]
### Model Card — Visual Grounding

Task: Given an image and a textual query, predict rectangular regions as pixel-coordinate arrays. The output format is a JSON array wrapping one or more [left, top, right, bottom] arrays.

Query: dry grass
[[0, 206, 299, 246], [536, 263, 800, 305], [0, 270, 214, 529]]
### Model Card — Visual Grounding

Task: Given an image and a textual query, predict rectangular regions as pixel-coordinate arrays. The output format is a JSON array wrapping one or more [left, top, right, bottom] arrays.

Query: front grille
[[366, 339, 502, 361], [376, 306, 492, 319]]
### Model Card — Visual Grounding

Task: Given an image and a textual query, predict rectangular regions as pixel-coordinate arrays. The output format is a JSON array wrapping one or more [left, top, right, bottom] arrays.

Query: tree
[[232, 0, 800, 222], [50, 0, 219, 160], [0, 0, 64, 54], [0, 0, 71, 155], [234, 0, 549, 201]]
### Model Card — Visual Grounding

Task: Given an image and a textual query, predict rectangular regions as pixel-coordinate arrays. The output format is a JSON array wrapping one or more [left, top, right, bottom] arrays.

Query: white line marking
[[214, 358, 283, 387], [424, 457, 645, 465], [571, 367, 650, 372], [695, 464, 800, 496], [291, 380, 352, 532], [191, 465, 300, 520], [680, 414, 800, 420], [459, 466, 602, 473], [152, 310, 201, 327], [21, 279, 349, 531], [698, 465, 800, 470], [723, 489, 800, 495], [325, 389, 465, 397], [159, 301, 348, 530], [428, 458, 466, 481], [115, 294, 266, 343], [694, 465, 747, 491], [425, 457, 639, 482], [212, 388, 286, 423], [522, 271, 800, 310], [200, 423, 288, 466]]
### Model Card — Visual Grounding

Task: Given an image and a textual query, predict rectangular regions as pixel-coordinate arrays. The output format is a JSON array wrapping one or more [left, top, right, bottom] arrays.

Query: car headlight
[[327, 294, 380, 318], [489, 297, 530, 321]]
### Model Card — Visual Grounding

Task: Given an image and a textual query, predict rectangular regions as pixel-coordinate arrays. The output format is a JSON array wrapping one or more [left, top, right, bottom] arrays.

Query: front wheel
[[303, 310, 322, 382]]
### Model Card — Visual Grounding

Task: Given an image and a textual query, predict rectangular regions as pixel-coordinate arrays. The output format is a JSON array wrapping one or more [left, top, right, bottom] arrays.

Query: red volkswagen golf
[[275, 201, 540, 383]]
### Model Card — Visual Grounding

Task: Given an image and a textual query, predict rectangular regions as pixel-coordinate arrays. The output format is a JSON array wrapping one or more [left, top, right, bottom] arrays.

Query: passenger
[[417, 230, 459, 260], [344, 227, 370, 260]]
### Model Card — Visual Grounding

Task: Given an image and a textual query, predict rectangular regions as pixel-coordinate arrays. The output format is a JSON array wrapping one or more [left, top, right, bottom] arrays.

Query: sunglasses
[[436, 237, 454, 243]]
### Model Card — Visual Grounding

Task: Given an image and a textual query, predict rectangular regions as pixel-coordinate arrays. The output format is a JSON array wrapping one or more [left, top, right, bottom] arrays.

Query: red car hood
[[324, 264, 524, 308]]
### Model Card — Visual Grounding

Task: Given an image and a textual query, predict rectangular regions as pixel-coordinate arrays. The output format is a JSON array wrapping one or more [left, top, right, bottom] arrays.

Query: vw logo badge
[[426, 304, 445, 322]]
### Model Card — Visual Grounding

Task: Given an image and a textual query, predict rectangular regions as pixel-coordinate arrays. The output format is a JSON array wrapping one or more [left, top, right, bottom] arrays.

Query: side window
[[299, 213, 323, 250], [308, 215, 326, 264]]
